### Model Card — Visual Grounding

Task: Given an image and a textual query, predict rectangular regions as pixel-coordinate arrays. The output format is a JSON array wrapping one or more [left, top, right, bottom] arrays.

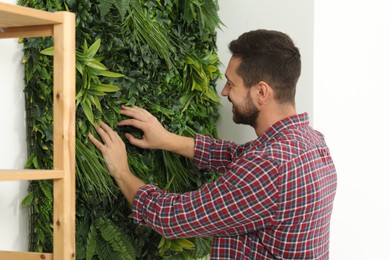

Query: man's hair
[[229, 29, 301, 105]]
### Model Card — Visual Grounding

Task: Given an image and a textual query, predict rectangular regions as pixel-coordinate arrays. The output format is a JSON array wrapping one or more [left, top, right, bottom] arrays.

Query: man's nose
[[221, 84, 228, 97]]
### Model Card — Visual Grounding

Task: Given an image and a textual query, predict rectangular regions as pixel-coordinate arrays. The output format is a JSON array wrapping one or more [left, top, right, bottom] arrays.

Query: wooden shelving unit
[[0, 2, 75, 259]]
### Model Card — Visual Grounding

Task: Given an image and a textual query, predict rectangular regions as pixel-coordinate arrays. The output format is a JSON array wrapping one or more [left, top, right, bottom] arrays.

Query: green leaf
[[205, 88, 221, 103], [89, 95, 102, 112], [169, 243, 183, 252], [207, 65, 218, 73], [32, 156, 39, 169], [85, 59, 107, 70], [75, 88, 85, 104], [98, 0, 113, 17], [176, 238, 195, 249], [96, 217, 136, 259], [158, 237, 165, 249], [76, 60, 84, 75], [86, 39, 101, 57], [40, 46, 54, 56], [92, 84, 120, 93], [86, 224, 97, 260], [81, 98, 95, 124], [21, 192, 34, 206], [39, 181, 53, 200], [97, 70, 124, 78]]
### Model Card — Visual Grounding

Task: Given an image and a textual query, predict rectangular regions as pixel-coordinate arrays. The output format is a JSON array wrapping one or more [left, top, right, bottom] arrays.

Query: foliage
[[19, 0, 222, 259], [179, 0, 223, 35]]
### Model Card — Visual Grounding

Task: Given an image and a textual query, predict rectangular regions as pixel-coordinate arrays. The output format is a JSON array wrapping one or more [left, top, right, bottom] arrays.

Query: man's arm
[[132, 155, 279, 239]]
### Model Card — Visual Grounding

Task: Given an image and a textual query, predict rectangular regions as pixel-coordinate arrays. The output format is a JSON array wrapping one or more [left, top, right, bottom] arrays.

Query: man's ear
[[255, 81, 272, 105]]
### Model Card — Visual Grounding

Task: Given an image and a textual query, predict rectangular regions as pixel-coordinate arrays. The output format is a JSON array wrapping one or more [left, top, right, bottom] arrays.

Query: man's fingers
[[117, 118, 144, 131], [120, 105, 151, 121], [88, 133, 105, 151], [94, 120, 122, 146], [125, 133, 143, 146], [119, 105, 137, 118], [99, 121, 119, 142], [94, 123, 112, 145]]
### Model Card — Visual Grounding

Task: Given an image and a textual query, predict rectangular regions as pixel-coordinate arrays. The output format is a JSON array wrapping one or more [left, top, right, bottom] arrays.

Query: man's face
[[221, 56, 259, 127]]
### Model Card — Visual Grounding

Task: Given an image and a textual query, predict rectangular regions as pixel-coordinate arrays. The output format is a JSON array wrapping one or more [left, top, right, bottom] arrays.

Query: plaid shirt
[[132, 113, 337, 259]]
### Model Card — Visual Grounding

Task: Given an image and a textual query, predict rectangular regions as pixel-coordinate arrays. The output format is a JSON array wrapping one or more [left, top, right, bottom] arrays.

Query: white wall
[[218, 0, 390, 259], [0, 0, 29, 251], [314, 0, 390, 259], [216, 0, 314, 143]]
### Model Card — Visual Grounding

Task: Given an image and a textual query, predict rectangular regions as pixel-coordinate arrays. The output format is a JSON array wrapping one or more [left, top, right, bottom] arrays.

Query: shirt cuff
[[193, 133, 211, 169], [132, 184, 159, 225]]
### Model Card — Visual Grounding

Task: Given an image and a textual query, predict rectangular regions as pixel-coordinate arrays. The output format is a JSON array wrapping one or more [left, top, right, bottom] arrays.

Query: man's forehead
[[225, 57, 241, 77]]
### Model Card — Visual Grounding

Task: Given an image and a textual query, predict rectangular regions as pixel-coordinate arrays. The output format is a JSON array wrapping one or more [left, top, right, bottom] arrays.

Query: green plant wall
[[19, 0, 222, 259]]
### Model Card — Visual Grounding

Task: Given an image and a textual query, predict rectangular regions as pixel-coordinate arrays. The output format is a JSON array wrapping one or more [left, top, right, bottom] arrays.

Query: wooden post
[[52, 11, 76, 260]]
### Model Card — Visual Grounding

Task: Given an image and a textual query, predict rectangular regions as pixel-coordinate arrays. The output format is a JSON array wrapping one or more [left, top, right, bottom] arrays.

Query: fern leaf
[[86, 224, 97, 260], [112, 0, 131, 20], [96, 217, 136, 260], [95, 233, 122, 260], [124, 5, 176, 69], [202, 0, 224, 31], [98, 0, 114, 17], [39, 196, 53, 221], [180, 0, 223, 33], [38, 180, 53, 201]]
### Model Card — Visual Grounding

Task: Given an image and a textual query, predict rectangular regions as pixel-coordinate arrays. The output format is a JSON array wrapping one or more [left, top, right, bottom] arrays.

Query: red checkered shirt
[[132, 113, 337, 259]]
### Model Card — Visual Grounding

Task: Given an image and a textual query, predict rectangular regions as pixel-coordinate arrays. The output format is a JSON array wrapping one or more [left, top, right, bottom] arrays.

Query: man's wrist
[[163, 134, 195, 159], [162, 132, 179, 152]]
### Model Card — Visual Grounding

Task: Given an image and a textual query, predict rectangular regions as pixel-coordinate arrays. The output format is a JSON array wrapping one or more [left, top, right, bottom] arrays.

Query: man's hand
[[118, 105, 196, 159], [88, 121, 130, 179], [88, 120, 145, 206], [118, 106, 174, 150]]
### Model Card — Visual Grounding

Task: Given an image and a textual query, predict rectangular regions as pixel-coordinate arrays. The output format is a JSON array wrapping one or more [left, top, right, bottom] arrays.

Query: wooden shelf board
[[0, 251, 52, 260], [0, 2, 61, 28], [0, 169, 64, 181]]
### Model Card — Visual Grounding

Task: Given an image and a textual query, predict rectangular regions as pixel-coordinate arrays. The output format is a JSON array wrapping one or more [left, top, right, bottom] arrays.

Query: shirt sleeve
[[131, 153, 279, 239], [193, 133, 239, 173]]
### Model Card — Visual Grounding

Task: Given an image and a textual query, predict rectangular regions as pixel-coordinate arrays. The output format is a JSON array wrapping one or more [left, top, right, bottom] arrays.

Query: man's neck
[[254, 104, 296, 136]]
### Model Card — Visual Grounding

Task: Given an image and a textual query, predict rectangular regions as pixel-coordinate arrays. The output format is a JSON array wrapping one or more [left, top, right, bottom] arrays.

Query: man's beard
[[231, 94, 259, 128]]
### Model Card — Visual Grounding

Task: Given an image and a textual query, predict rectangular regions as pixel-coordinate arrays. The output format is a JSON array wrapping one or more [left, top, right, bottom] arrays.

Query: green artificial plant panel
[[19, 0, 222, 259]]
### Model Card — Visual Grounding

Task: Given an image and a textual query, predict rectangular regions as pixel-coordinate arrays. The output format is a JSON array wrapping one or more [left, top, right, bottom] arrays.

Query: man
[[89, 29, 337, 259]]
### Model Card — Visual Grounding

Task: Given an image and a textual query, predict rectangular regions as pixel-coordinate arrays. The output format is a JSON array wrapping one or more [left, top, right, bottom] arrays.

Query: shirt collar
[[257, 113, 309, 144]]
